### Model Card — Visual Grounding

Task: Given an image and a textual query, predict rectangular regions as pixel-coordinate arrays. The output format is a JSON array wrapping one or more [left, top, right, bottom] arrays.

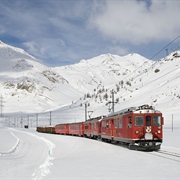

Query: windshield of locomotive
[[134, 116, 144, 126], [153, 116, 161, 126]]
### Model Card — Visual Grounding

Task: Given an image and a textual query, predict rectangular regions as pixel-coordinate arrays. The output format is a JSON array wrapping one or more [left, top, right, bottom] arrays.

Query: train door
[[111, 119, 114, 137], [89, 123, 92, 137], [145, 116, 152, 133], [106, 120, 111, 137], [114, 118, 118, 137], [105, 119, 114, 139], [127, 116, 133, 138], [145, 115, 153, 140], [152, 115, 163, 139], [98, 121, 101, 136]]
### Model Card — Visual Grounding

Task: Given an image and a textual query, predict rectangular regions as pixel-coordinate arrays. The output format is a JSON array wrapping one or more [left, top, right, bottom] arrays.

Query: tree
[[103, 93, 108, 101], [116, 84, 120, 92], [119, 80, 124, 87], [87, 93, 91, 98], [116, 97, 119, 103], [155, 69, 160, 73], [126, 81, 131, 86]]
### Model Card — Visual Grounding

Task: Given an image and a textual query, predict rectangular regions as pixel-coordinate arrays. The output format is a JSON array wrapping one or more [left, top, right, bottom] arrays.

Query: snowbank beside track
[[0, 128, 20, 155]]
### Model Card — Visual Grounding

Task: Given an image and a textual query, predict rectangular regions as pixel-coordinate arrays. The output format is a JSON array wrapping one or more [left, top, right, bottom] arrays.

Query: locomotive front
[[129, 105, 164, 151]]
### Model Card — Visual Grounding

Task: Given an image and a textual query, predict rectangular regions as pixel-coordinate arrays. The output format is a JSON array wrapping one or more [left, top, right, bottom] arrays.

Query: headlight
[[136, 130, 139, 134], [158, 130, 161, 134], [149, 142, 153, 146]]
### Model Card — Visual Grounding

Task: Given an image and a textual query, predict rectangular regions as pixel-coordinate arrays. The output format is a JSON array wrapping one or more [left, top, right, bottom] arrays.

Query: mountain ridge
[[0, 41, 180, 126], [0, 41, 81, 113]]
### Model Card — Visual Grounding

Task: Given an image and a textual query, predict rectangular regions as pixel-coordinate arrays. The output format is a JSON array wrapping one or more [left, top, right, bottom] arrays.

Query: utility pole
[[36, 114, 38, 127], [85, 102, 87, 121], [107, 90, 117, 113], [172, 114, 173, 132], [49, 111, 51, 126], [0, 95, 4, 117], [27, 115, 29, 127], [112, 90, 115, 113], [20, 116, 23, 128]]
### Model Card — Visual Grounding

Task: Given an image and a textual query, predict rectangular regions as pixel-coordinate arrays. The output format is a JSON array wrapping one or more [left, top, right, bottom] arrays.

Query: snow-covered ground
[[1, 41, 180, 180], [0, 120, 180, 180]]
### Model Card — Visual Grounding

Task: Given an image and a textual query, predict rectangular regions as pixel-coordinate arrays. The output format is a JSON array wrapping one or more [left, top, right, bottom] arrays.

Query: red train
[[100, 104, 163, 150], [38, 104, 164, 151]]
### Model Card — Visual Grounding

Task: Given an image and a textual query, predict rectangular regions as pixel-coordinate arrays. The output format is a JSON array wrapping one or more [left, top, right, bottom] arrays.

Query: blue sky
[[0, 0, 180, 66]]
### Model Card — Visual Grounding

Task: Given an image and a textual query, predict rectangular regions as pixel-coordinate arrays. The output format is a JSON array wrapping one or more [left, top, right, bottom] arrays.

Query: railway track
[[148, 149, 180, 162], [157, 150, 180, 158]]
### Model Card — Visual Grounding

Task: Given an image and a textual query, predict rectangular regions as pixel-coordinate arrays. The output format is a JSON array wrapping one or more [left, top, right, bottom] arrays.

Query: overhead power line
[[150, 34, 180, 60]]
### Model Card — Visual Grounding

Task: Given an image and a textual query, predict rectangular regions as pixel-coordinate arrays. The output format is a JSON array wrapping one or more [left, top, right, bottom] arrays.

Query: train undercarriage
[[128, 140, 162, 151], [98, 135, 162, 151]]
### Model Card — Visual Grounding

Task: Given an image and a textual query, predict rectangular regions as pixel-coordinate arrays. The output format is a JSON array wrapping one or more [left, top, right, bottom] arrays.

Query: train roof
[[108, 104, 161, 117], [85, 115, 106, 122]]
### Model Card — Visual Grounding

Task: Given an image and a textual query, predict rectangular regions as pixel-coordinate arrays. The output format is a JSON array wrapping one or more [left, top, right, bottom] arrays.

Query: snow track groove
[[147, 149, 180, 163], [0, 131, 20, 155], [0, 128, 55, 180]]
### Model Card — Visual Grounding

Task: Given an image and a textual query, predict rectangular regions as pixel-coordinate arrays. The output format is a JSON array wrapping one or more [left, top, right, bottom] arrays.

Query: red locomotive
[[37, 104, 164, 151], [100, 104, 163, 150]]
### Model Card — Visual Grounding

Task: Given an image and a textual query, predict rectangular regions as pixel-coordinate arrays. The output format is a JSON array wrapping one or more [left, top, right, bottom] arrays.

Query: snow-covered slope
[[54, 53, 153, 93], [0, 41, 81, 113], [0, 41, 180, 127], [52, 51, 180, 126]]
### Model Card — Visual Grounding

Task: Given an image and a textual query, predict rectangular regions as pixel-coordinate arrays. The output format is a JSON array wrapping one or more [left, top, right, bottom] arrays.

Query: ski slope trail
[[0, 128, 55, 180]]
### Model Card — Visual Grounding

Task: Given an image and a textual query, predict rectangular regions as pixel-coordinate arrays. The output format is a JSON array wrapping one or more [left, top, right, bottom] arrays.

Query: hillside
[[0, 41, 81, 113], [54, 53, 153, 93], [52, 51, 180, 126], [0, 41, 180, 127]]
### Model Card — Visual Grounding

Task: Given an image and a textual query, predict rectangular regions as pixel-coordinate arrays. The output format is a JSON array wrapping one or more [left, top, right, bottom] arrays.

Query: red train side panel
[[84, 116, 104, 139], [69, 122, 84, 136], [55, 124, 69, 135], [101, 118, 114, 141]]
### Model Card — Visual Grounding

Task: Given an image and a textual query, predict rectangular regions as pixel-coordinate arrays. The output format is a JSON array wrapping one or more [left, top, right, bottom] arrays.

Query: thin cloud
[[90, 0, 180, 44], [0, 0, 180, 65]]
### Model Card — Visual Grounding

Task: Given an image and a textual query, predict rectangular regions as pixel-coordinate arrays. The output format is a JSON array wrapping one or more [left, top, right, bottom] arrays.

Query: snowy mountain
[[0, 41, 180, 127], [0, 41, 151, 113], [53, 51, 180, 126], [54, 53, 153, 93], [1, 42, 180, 180], [0, 41, 81, 113], [112, 51, 180, 124]]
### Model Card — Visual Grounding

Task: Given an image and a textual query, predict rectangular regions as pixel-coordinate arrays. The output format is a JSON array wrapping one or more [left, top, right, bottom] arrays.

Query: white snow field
[[1, 41, 180, 180], [0, 120, 180, 180]]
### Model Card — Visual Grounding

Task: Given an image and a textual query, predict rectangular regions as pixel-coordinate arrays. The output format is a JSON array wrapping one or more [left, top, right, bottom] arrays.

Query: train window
[[106, 122, 109, 128], [114, 119, 118, 128], [146, 116, 151, 126], [94, 123, 96, 129], [102, 121, 106, 128], [128, 117, 132, 128], [153, 116, 161, 126], [135, 116, 144, 126], [119, 118, 122, 128]]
